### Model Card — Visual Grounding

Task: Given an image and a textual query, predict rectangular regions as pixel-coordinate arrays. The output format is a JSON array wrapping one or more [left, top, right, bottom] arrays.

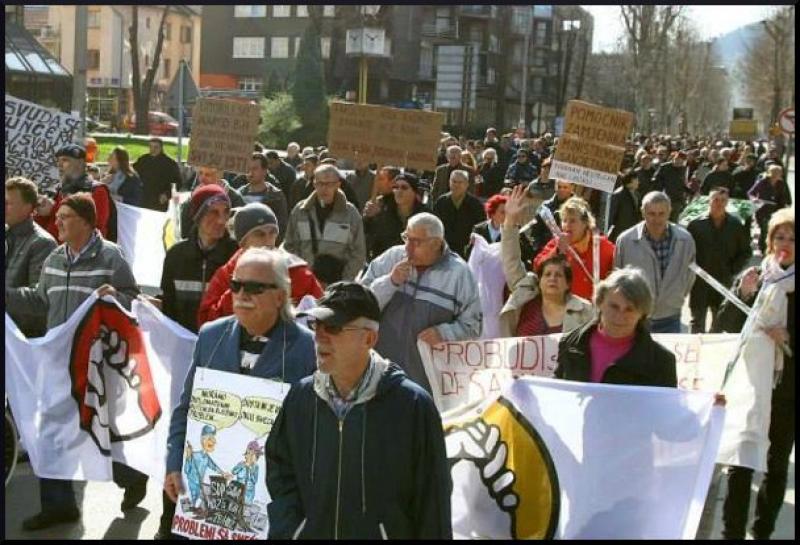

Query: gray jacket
[[282, 189, 366, 281], [6, 232, 139, 329], [500, 224, 594, 337], [613, 222, 696, 320], [5, 218, 58, 335], [357, 244, 482, 393]]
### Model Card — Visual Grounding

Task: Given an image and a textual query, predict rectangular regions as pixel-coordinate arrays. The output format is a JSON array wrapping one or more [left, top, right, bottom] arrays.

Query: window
[[419, 41, 433, 78], [163, 58, 171, 78], [234, 5, 266, 17], [181, 26, 192, 44], [271, 37, 289, 59], [323, 5, 335, 17], [272, 5, 290, 17], [512, 42, 524, 65], [533, 6, 553, 18], [512, 7, 531, 34], [435, 7, 452, 34], [487, 68, 496, 85], [165, 23, 172, 40], [294, 37, 301, 57], [239, 77, 263, 92], [489, 35, 498, 53], [535, 21, 548, 46], [233, 37, 265, 59], [88, 49, 100, 70], [534, 49, 546, 67], [296, 5, 308, 17], [320, 36, 331, 59], [532, 76, 543, 96], [88, 9, 101, 28]]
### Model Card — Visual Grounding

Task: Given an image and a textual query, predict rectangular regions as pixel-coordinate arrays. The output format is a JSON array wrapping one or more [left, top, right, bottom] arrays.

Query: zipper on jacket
[[334, 418, 344, 540], [64, 261, 72, 324]]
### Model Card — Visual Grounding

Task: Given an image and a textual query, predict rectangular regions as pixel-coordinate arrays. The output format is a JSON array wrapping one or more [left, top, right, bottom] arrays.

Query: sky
[[582, 5, 776, 53]]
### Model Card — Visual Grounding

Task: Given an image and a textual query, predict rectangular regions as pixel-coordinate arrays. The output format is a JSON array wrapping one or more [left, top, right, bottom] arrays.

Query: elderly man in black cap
[[266, 282, 452, 540], [35, 143, 116, 241]]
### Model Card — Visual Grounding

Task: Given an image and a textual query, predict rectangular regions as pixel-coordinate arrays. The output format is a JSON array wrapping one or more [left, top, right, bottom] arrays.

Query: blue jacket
[[265, 354, 453, 540], [166, 316, 316, 473]]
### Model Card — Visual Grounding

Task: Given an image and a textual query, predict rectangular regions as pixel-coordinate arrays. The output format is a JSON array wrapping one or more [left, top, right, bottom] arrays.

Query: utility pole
[[519, 6, 532, 133], [72, 5, 88, 140]]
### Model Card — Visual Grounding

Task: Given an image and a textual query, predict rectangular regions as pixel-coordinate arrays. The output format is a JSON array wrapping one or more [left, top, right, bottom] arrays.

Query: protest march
[[3, 15, 795, 536]]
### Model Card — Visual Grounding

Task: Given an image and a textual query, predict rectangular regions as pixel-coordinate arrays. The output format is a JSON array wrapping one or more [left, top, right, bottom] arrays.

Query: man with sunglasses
[[357, 213, 481, 394], [266, 282, 452, 539], [163, 248, 316, 534]]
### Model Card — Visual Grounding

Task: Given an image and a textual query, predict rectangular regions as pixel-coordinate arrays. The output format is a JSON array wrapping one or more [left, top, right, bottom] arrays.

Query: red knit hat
[[190, 184, 230, 221]]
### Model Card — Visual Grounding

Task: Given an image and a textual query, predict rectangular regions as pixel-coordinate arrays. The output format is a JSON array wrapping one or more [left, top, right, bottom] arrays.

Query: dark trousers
[[690, 289, 722, 333], [39, 462, 148, 513], [722, 395, 795, 539]]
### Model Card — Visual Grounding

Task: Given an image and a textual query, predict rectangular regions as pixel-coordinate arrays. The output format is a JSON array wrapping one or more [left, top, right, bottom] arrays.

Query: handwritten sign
[[327, 101, 444, 171], [188, 98, 260, 174], [174, 368, 286, 540], [551, 100, 634, 193], [5, 94, 81, 194], [420, 334, 735, 413]]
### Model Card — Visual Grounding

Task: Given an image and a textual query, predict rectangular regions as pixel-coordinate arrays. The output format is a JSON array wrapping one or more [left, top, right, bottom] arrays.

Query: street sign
[[778, 107, 795, 135]]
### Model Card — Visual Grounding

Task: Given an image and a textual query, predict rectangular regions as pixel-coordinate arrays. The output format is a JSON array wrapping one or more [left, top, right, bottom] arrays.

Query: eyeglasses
[[392, 184, 412, 191], [230, 279, 279, 295], [55, 212, 78, 221], [313, 180, 339, 188], [401, 233, 434, 245], [307, 319, 368, 335]]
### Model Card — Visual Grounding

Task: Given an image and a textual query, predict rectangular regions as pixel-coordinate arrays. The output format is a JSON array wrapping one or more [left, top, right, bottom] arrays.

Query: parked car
[[129, 111, 179, 136]]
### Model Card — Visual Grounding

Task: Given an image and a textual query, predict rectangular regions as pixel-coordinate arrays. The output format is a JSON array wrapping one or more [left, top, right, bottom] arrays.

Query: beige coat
[[499, 224, 594, 337]]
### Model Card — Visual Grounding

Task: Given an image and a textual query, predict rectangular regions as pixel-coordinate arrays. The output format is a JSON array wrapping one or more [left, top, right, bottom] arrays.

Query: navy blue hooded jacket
[[265, 354, 453, 539]]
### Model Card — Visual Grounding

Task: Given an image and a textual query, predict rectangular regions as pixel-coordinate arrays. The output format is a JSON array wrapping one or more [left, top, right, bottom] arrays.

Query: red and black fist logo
[[69, 300, 162, 454]]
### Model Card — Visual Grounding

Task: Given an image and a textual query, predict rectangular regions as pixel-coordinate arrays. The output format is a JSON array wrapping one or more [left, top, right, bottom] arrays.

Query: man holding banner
[[6, 193, 148, 531]]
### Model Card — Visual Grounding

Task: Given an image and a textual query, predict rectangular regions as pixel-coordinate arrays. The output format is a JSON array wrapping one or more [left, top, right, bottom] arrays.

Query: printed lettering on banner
[[5, 94, 82, 194], [173, 368, 287, 540]]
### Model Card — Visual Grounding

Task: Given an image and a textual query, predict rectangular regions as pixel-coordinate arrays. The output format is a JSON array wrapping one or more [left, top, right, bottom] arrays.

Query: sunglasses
[[230, 279, 279, 295], [307, 319, 368, 335]]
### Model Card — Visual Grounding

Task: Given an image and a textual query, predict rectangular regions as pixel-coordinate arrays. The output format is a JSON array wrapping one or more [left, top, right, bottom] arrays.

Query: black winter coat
[[687, 213, 751, 301], [433, 192, 486, 259], [608, 186, 640, 243], [363, 196, 428, 260], [653, 162, 691, 206], [555, 320, 677, 387]]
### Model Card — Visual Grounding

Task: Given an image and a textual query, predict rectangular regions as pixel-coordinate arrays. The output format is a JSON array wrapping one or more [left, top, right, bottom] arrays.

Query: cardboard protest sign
[[327, 101, 444, 171], [187, 98, 260, 174], [5, 94, 82, 194], [418, 333, 735, 413], [173, 368, 287, 540], [728, 119, 758, 140], [550, 100, 634, 193]]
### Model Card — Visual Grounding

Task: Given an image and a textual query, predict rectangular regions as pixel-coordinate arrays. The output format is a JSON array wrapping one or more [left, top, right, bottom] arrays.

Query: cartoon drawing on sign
[[231, 440, 263, 505], [70, 300, 162, 454], [445, 396, 560, 539], [183, 425, 231, 515]]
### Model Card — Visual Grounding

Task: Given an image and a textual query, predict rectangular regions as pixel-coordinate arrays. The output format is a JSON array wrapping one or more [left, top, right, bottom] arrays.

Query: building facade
[[25, 5, 201, 125]]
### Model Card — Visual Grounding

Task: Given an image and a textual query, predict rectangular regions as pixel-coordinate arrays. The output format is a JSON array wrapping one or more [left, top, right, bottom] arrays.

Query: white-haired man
[[161, 248, 315, 537], [357, 212, 482, 393]]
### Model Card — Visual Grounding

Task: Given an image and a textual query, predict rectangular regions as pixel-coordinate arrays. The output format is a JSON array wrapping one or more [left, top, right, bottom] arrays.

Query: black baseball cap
[[298, 282, 381, 327], [55, 143, 86, 160]]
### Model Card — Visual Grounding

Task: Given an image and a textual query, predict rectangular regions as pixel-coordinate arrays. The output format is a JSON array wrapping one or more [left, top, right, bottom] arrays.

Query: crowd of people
[[4, 124, 794, 539]]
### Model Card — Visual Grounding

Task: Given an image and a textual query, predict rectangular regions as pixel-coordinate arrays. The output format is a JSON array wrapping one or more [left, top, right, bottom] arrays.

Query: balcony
[[459, 6, 492, 18], [420, 21, 459, 40]]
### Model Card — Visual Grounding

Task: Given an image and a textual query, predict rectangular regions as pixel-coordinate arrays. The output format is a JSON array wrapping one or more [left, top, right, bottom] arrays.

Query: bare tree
[[130, 6, 170, 135], [619, 6, 683, 131]]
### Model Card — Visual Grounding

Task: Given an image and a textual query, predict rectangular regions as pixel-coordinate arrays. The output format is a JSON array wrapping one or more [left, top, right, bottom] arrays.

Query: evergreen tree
[[291, 10, 328, 144]]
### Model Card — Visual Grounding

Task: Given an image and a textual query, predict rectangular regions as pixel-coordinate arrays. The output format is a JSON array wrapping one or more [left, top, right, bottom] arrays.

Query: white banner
[[444, 377, 724, 539], [5, 94, 82, 194], [4, 296, 196, 482], [549, 159, 618, 194], [116, 195, 186, 288], [466, 236, 504, 340], [421, 333, 769, 471], [173, 368, 288, 540]]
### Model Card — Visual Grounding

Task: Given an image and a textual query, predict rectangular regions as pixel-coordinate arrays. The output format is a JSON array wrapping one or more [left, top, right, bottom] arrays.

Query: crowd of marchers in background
[[4, 123, 794, 540]]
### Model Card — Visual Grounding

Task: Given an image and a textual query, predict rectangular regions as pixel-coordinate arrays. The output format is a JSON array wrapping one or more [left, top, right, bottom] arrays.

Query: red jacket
[[197, 248, 323, 328], [533, 234, 615, 301], [36, 181, 113, 241]]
